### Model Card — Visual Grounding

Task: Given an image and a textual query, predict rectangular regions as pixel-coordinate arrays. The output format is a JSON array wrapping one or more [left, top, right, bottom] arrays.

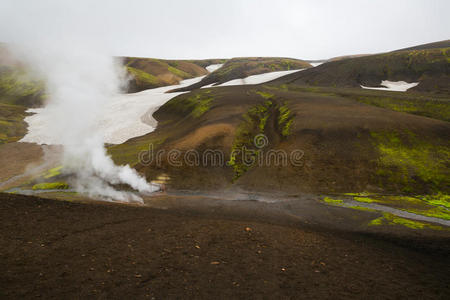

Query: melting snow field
[[203, 69, 303, 88], [361, 80, 419, 92], [21, 76, 205, 145]]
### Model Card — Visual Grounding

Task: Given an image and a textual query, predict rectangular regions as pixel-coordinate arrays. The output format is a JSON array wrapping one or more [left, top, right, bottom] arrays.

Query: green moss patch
[[368, 213, 444, 230], [0, 103, 27, 144], [168, 66, 191, 78], [420, 193, 450, 209], [127, 66, 159, 86], [0, 68, 44, 106], [41, 166, 63, 179], [277, 102, 294, 137], [353, 196, 378, 203], [370, 131, 449, 193], [350, 194, 450, 221], [163, 91, 214, 118], [32, 182, 69, 190], [323, 197, 344, 205], [108, 137, 166, 167], [256, 91, 274, 99], [353, 95, 450, 122], [228, 100, 273, 180]]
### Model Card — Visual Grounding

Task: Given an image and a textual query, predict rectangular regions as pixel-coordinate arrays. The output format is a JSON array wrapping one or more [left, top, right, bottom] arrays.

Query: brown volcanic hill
[[271, 46, 450, 94], [109, 83, 449, 195], [123, 57, 226, 93], [171, 57, 312, 92]]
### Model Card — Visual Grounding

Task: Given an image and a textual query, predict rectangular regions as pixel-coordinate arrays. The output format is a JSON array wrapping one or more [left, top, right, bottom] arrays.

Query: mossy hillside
[[0, 66, 46, 144], [108, 136, 167, 167], [167, 66, 191, 79], [370, 131, 449, 193], [228, 100, 273, 180], [0, 103, 27, 144], [255, 89, 294, 137], [351, 95, 450, 122], [127, 66, 159, 86], [212, 57, 311, 81], [280, 47, 450, 93], [269, 82, 450, 123], [123, 57, 213, 92], [0, 67, 44, 106], [162, 90, 215, 119]]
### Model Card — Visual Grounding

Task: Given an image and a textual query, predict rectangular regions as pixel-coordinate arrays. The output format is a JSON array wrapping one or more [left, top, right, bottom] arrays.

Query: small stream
[[341, 199, 450, 227]]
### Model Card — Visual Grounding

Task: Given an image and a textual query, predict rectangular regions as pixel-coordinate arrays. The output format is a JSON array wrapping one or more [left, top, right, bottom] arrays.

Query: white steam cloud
[[13, 43, 158, 202]]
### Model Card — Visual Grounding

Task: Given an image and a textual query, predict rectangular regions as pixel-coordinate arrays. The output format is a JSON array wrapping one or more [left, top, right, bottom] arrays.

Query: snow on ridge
[[201, 69, 304, 88], [206, 64, 223, 73]]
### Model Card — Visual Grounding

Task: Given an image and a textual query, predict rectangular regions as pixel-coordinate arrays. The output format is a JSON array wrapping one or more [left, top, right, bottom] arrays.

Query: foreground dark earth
[[1, 193, 449, 299]]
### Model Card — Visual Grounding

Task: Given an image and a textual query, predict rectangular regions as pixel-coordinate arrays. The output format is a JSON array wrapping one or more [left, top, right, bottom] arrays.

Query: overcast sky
[[0, 0, 449, 60]]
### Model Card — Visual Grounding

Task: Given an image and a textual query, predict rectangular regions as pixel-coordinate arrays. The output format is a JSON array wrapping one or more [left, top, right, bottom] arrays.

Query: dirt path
[[1, 193, 449, 299]]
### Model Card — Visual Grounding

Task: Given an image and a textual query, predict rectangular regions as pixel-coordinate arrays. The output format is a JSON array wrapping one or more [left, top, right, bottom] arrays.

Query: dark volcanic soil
[[1, 193, 449, 299]]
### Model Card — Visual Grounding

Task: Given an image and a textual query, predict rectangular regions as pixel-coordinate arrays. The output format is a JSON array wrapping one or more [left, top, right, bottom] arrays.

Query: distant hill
[[123, 57, 227, 92], [273, 45, 450, 93], [394, 39, 450, 51], [171, 57, 312, 92], [326, 54, 371, 62]]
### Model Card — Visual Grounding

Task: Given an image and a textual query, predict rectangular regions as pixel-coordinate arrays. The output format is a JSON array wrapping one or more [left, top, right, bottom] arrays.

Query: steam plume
[[14, 43, 158, 202]]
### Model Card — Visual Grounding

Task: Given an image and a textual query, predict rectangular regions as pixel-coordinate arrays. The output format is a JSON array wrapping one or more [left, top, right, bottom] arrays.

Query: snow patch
[[215, 69, 303, 87], [21, 76, 205, 145], [361, 80, 419, 92], [309, 62, 324, 67], [206, 64, 223, 73]]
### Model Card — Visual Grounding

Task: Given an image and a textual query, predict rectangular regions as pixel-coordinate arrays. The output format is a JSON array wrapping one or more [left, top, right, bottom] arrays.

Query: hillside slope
[[109, 84, 449, 195], [172, 57, 312, 92], [0, 45, 45, 144], [273, 47, 450, 93], [395, 39, 450, 51]]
